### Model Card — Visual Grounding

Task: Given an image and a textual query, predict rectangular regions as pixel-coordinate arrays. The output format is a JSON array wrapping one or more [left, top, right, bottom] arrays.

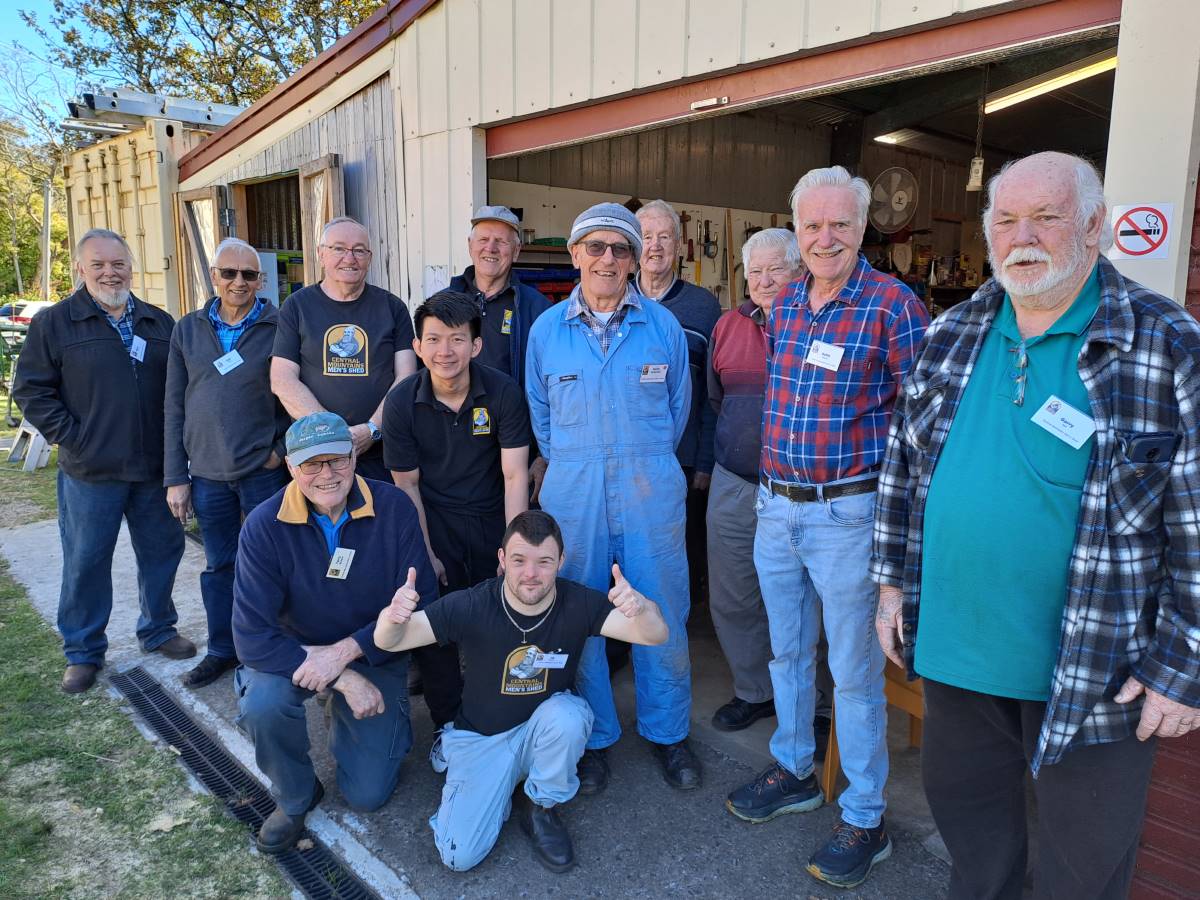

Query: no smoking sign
[[1110, 203, 1173, 260]]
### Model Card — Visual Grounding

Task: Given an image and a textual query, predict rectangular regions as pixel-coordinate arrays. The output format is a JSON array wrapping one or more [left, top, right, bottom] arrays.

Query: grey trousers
[[706, 462, 833, 714]]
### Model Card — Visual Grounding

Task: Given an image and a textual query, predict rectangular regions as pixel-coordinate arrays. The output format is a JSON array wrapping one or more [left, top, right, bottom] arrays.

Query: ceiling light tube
[[984, 51, 1117, 114]]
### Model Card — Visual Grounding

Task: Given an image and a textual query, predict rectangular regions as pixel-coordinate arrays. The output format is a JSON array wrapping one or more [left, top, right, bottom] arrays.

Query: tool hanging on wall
[[723, 209, 735, 302], [702, 220, 718, 260]]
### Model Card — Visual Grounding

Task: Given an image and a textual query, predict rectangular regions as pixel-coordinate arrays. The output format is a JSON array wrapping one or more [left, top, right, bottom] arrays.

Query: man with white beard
[[873, 151, 1200, 899], [15, 228, 193, 694]]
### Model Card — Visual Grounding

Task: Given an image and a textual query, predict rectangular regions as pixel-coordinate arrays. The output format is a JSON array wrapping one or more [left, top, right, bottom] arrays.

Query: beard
[[92, 284, 131, 311], [505, 574, 556, 609], [990, 238, 1088, 310]]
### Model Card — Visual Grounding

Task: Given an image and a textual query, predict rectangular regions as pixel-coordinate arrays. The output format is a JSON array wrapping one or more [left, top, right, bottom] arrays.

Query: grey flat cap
[[471, 205, 521, 232]]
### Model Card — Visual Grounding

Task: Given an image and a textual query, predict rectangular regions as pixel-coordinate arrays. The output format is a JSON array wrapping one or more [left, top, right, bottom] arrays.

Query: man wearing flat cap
[[232, 412, 436, 854], [526, 202, 700, 793]]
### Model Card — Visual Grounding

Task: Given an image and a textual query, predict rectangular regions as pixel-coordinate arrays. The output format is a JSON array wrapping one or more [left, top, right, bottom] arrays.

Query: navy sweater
[[233, 476, 437, 679], [641, 278, 721, 474]]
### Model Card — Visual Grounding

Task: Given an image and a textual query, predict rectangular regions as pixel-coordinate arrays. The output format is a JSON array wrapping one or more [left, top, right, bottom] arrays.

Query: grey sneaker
[[430, 730, 448, 774]]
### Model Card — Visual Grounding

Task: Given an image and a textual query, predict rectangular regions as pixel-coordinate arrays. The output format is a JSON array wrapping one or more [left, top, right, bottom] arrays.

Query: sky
[[0, 1, 75, 136]]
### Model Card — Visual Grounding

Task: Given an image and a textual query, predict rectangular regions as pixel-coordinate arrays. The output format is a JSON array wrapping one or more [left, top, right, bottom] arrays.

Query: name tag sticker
[[1031, 395, 1096, 450], [640, 364, 668, 383], [805, 340, 844, 372], [213, 349, 244, 374], [129, 335, 147, 362], [501, 308, 514, 334], [557, 374, 577, 383], [326, 547, 356, 580], [532, 651, 568, 669]]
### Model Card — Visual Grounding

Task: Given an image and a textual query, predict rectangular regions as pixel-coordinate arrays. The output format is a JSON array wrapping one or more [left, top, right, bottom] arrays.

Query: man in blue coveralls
[[526, 202, 699, 793]]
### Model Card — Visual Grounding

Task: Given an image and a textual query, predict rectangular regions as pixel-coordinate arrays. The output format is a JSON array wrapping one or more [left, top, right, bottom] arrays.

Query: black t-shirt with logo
[[424, 577, 611, 736], [382, 362, 531, 515], [273, 284, 415, 453], [462, 271, 516, 377]]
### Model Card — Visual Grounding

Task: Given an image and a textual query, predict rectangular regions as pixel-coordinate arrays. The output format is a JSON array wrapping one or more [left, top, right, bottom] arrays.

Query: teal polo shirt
[[915, 264, 1100, 700]]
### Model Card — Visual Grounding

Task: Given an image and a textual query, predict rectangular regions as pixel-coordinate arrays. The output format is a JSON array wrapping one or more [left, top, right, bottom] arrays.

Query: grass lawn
[[0, 396, 289, 898]]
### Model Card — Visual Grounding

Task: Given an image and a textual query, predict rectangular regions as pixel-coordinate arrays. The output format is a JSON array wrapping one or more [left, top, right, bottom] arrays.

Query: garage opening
[[240, 174, 306, 307], [488, 34, 1117, 317]]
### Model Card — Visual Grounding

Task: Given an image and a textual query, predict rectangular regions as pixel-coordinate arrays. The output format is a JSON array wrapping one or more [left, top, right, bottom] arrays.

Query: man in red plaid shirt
[[724, 166, 928, 889]]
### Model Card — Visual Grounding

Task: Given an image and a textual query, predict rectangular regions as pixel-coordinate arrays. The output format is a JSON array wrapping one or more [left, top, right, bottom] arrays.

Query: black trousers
[[681, 466, 709, 606], [921, 678, 1157, 900], [410, 503, 505, 727]]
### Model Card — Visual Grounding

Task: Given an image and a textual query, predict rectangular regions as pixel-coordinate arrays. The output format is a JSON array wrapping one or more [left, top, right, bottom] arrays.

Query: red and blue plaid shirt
[[761, 254, 929, 485]]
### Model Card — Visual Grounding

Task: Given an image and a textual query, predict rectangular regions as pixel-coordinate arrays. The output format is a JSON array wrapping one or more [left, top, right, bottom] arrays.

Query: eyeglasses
[[1009, 342, 1028, 407], [296, 456, 353, 476], [321, 245, 372, 259], [581, 240, 634, 260], [215, 267, 261, 282]]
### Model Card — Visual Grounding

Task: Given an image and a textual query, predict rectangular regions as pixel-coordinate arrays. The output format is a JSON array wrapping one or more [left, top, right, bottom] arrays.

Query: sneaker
[[806, 819, 892, 888], [726, 762, 823, 823], [576, 748, 609, 795], [429, 730, 448, 774], [712, 697, 776, 732]]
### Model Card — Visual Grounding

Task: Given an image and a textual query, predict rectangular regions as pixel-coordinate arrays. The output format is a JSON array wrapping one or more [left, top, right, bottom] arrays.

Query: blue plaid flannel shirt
[[563, 286, 641, 354], [95, 295, 136, 356], [208, 297, 264, 354], [871, 257, 1200, 773]]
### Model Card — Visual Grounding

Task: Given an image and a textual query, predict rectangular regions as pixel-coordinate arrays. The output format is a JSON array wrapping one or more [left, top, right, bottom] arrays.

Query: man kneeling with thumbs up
[[375, 510, 668, 873], [232, 412, 437, 854]]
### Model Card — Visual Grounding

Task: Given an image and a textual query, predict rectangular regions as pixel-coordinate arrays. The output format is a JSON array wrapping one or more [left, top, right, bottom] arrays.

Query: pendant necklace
[[500, 587, 556, 643]]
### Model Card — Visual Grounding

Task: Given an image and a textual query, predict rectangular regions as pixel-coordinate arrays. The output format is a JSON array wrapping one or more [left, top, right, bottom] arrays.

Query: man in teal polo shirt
[[873, 151, 1200, 900]]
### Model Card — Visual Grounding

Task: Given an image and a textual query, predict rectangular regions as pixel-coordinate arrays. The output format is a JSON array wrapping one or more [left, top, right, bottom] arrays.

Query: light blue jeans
[[430, 692, 593, 871], [753, 484, 888, 828]]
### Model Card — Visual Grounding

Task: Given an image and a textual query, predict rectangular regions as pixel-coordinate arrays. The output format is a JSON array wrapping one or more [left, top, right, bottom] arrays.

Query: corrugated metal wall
[[217, 77, 402, 294], [488, 110, 831, 212]]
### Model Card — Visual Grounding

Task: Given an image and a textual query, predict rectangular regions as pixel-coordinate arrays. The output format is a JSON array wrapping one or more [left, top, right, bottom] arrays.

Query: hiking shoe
[[256, 780, 325, 855], [653, 739, 702, 790], [517, 792, 575, 873], [712, 697, 776, 732], [726, 762, 823, 823], [182, 654, 237, 689], [429, 730, 448, 774], [149, 634, 197, 660], [576, 748, 609, 795], [806, 819, 892, 888], [62, 663, 99, 694]]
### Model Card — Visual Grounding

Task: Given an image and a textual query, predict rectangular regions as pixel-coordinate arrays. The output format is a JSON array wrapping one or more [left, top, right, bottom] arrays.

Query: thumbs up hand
[[608, 563, 645, 619], [385, 567, 421, 625]]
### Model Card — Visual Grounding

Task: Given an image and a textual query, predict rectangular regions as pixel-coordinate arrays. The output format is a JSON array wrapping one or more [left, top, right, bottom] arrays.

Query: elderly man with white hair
[[873, 150, 1200, 900], [164, 237, 292, 688], [724, 168, 929, 890], [271, 216, 417, 483], [14, 228, 193, 694]]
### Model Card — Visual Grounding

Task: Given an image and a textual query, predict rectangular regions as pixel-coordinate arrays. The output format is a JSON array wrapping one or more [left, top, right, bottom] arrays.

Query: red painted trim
[[485, 0, 1122, 158], [178, 0, 438, 181]]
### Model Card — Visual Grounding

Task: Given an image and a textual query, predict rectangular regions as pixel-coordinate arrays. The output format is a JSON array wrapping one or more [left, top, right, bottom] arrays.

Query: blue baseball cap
[[285, 412, 353, 465]]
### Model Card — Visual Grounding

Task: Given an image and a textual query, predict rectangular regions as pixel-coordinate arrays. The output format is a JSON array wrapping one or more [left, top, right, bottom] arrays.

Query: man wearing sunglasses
[[163, 237, 292, 689], [875, 151, 1200, 900], [232, 411, 436, 854], [271, 217, 417, 482], [527, 202, 700, 794]]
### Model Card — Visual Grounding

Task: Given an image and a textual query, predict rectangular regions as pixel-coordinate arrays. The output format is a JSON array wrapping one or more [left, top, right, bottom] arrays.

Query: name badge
[[532, 651, 568, 669], [213, 349, 244, 375], [640, 364, 668, 383], [805, 339, 844, 371], [501, 308, 514, 335], [1031, 395, 1096, 450], [326, 547, 356, 580], [129, 335, 147, 362]]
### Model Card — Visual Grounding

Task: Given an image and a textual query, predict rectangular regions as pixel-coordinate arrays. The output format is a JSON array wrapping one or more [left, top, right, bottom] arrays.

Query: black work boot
[[653, 738, 702, 790], [518, 792, 575, 873], [576, 748, 609, 795], [256, 780, 324, 854], [711, 697, 776, 731]]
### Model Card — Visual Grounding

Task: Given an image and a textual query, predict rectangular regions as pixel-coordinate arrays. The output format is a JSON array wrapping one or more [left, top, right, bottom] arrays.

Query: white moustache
[[1002, 247, 1052, 267]]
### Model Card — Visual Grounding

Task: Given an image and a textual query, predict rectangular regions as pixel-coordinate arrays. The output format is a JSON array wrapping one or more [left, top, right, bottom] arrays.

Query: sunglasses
[[581, 240, 634, 260], [215, 268, 261, 282]]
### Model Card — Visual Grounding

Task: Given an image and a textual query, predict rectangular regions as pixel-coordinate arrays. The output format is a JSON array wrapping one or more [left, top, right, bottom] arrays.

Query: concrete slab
[[1, 520, 950, 899]]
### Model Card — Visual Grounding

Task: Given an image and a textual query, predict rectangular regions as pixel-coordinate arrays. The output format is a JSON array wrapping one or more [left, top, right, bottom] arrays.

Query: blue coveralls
[[526, 285, 692, 748]]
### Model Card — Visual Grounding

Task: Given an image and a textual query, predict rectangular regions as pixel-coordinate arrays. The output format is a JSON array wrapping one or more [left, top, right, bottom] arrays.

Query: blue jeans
[[431, 692, 593, 871], [234, 658, 413, 815], [191, 468, 288, 659], [753, 485, 888, 828], [57, 470, 185, 666]]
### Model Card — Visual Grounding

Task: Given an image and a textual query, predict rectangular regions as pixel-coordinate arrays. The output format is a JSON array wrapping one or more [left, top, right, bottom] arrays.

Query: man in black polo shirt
[[374, 510, 669, 873], [271, 216, 417, 481], [383, 290, 532, 732]]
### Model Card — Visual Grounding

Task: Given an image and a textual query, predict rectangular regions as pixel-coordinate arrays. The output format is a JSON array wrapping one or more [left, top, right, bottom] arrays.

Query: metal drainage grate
[[110, 666, 381, 900]]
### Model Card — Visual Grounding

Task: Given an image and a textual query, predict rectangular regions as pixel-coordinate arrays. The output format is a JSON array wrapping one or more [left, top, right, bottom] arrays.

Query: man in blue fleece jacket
[[232, 412, 436, 854]]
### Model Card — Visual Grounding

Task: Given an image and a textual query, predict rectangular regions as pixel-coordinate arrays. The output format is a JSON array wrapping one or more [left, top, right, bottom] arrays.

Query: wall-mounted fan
[[869, 167, 919, 234]]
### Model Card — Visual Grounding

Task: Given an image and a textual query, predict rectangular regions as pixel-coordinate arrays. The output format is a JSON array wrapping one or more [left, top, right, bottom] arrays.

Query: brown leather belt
[[759, 474, 878, 503]]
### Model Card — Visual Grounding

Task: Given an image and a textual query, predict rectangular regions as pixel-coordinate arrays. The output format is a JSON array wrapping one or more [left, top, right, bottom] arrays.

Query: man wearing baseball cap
[[231, 411, 436, 854], [448, 205, 551, 387], [526, 202, 700, 793]]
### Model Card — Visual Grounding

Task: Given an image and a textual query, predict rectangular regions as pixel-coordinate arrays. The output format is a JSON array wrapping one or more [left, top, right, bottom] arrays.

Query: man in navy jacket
[[232, 412, 436, 854]]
